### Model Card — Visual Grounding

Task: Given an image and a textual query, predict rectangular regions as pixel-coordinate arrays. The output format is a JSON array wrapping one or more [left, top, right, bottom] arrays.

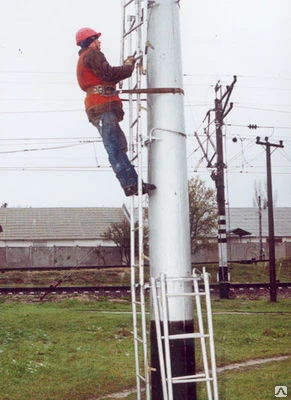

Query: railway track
[[0, 282, 290, 298]]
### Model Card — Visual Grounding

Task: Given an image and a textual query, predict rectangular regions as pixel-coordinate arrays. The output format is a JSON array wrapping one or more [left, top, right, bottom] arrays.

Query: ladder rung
[[166, 292, 206, 297], [135, 336, 146, 344], [130, 154, 138, 162], [130, 118, 139, 128], [164, 276, 201, 282], [171, 375, 213, 384], [133, 300, 143, 305], [124, 0, 135, 7], [165, 332, 210, 340], [132, 264, 147, 269], [172, 373, 206, 381], [137, 374, 146, 383], [123, 21, 144, 39]]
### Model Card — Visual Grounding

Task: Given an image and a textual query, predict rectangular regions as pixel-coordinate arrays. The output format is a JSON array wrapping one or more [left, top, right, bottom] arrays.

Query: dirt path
[[95, 354, 290, 399], [216, 354, 290, 372]]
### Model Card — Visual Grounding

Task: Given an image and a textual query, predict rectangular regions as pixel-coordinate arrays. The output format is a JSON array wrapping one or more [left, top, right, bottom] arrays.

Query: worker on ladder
[[76, 27, 156, 197]]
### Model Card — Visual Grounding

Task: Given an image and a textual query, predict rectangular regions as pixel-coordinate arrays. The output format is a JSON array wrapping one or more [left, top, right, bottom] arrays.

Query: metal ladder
[[151, 268, 219, 400], [121, 1, 150, 399]]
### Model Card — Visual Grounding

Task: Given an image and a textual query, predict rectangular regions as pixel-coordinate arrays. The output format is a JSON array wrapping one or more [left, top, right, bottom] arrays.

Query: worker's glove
[[124, 56, 136, 66]]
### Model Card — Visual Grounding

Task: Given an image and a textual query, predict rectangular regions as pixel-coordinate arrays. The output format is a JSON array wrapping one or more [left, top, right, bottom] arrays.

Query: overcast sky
[[0, 0, 290, 209]]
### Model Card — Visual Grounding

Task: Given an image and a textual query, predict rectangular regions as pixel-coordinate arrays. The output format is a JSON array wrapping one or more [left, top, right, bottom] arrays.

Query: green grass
[[217, 359, 291, 400], [124, 360, 291, 400], [0, 300, 136, 400], [0, 299, 290, 399], [202, 261, 291, 283]]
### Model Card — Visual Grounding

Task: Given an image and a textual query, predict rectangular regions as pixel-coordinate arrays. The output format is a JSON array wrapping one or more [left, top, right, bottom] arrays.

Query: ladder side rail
[[130, 219, 142, 399], [128, 55, 143, 400], [151, 277, 169, 400], [160, 274, 174, 400], [135, 2, 151, 397], [203, 269, 219, 400], [136, 0, 146, 200], [119, 1, 133, 89], [138, 190, 150, 399], [125, 3, 143, 398], [120, 0, 136, 52], [125, 1, 150, 398], [122, 1, 151, 398], [138, 204, 150, 398], [119, 0, 126, 89], [193, 276, 213, 400]]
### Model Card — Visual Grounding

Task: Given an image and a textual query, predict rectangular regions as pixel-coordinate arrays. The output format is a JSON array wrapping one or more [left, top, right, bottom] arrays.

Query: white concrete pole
[[146, 1, 196, 398]]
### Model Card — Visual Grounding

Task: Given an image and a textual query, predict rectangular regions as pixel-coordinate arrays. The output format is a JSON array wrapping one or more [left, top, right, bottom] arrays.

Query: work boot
[[123, 184, 137, 197], [141, 182, 156, 195], [123, 182, 156, 197]]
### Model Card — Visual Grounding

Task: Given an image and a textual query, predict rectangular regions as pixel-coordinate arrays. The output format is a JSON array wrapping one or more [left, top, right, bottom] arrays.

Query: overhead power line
[[225, 123, 291, 130], [0, 109, 83, 114], [235, 105, 291, 114], [0, 141, 98, 154], [0, 136, 99, 141]]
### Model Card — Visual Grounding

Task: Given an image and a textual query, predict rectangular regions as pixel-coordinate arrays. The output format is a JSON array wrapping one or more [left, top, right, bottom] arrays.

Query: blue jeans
[[92, 112, 138, 189]]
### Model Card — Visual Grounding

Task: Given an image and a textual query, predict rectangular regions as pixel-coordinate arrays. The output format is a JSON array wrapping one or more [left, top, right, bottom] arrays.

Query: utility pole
[[256, 136, 284, 302], [147, 1, 195, 399], [258, 196, 264, 261], [212, 77, 237, 299]]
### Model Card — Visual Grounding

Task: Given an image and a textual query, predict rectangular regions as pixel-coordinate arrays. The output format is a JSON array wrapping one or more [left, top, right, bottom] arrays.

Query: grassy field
[[0, 298, 290, 400], [207, 260, 291, 283]]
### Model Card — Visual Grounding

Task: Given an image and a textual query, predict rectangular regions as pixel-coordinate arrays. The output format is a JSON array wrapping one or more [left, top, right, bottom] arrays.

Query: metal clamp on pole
[[118, 87, 184, 95]]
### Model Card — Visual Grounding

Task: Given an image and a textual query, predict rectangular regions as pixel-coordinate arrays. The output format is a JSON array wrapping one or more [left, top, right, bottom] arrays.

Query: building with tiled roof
[[227, 207, 291, 239], [0, 207, 126, 268], [0, 207, 124, 243], [194, 207, 291, 263], [0, 207, 290, 268]]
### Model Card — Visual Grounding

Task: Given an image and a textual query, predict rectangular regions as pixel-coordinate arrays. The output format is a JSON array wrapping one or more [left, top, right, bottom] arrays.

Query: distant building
[[193, 207, 291, 263], [0, 207, 126, 268], [0, 207, 290, 269]]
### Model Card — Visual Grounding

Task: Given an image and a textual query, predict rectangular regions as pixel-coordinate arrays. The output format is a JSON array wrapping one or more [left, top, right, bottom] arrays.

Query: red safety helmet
[[75, 27, 101, 46]]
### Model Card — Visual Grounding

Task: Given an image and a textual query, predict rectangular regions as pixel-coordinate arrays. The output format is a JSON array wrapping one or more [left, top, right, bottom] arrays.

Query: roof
[[230, 228, 252, 237], [0, 207, 125, 241], [227, 208, 291, 237], [0, 206, 290, 242]]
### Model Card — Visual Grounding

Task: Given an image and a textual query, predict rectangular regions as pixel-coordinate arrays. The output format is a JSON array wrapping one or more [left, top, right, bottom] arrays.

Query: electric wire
[[235, 105, 291, 114], [225, 123, 291, 130], [0, 136, 100, 141], [0, 109, 83, 114], [0, 140, 100, 154]]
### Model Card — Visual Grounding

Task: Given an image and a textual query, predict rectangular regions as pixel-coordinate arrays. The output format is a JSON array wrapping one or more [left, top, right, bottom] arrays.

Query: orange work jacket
[[77, 48, 133, 120]]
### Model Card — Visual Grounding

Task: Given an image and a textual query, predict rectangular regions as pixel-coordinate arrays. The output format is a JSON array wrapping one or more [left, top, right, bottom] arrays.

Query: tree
[[188, 177, 217, 255], [103, 178, 217, 260], [103, 219, 131, 264], [253, 180, 267, 209], [102, 216, 149, 265], [253, 180, 268, 261], [253, 179, 277, 208]]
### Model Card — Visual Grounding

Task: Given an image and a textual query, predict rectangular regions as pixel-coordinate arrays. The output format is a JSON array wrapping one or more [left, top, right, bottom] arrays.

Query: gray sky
[[0, 0, 290, 208]]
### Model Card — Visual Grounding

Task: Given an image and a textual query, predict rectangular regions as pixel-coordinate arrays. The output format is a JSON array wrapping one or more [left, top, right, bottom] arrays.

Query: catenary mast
[[147, 1, 196, 398]]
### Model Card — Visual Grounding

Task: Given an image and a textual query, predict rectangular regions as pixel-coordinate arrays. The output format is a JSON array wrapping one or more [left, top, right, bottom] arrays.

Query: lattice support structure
[[151, 269, 219, 400]]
